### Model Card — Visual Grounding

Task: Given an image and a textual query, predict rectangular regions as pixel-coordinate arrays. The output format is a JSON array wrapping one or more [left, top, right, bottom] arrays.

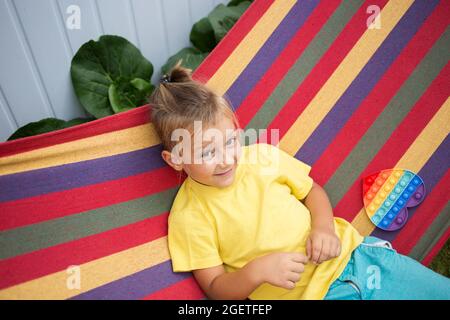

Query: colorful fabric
[[323, 236, 450, 300], [0, 0, 448, 299]]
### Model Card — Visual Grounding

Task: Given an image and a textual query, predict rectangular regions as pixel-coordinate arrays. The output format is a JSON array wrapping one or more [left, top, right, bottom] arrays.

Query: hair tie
[[160, 74, 171, 84]]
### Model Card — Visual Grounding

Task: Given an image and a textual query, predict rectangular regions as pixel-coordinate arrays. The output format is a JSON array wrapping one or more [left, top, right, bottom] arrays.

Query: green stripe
[[244, 0, 364, 138], [0, 187, 179, 260], [409, 202, 450, 261], [326, 28, 450, 206]]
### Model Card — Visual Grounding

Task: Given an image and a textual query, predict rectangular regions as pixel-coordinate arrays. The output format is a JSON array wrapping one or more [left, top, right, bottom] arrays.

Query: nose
[[215, 147, 236, 166]]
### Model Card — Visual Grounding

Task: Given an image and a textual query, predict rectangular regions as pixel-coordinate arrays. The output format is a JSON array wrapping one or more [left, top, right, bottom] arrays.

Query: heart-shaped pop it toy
[[362, 169, 425, 231]]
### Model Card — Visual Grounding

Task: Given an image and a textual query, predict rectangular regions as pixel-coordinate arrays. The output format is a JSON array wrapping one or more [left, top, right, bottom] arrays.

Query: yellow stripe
[[206, 0, 297, 95], [0, 123, 160, 176], [0, 237, 170, 300], [279, 0, 415, 155], [352, 98, 450, 235]]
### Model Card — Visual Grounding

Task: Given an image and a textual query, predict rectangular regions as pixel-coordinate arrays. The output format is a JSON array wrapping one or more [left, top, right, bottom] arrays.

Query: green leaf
[[190, 17, 216, 53], [208, 2, 251, 43], [190, 1, 251, 54], [227, 0, 253, 7], [7, 117, 94, 141], [71, 35, 153, 118], [130, 78, 152, 92], [63, 118, 94, 128], [108, 81, 138, 114], [161, 47, 209, 75]]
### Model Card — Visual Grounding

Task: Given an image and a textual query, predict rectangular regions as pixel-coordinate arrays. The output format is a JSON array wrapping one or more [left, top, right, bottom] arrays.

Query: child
[[149, 61, 450, 300]]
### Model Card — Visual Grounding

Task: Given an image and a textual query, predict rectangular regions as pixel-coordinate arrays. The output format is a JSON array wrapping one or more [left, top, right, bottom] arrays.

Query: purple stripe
[[371, 134, 450, 241], [295, 0, 439, 163], [70, 260, 191, 300], [0, 144, 165, 202], [226, 0, 319, 110]]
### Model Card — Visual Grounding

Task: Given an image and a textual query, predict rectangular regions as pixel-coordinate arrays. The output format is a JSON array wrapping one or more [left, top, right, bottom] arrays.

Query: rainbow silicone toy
[[362, 169, 426, 231]]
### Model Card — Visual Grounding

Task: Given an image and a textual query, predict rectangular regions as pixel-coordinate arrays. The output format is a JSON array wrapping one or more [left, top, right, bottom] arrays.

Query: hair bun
[[164, 59, 192, 84]]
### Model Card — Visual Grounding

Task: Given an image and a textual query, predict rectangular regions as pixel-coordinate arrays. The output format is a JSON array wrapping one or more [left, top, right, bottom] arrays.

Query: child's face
[[162, 116, 242, 188]]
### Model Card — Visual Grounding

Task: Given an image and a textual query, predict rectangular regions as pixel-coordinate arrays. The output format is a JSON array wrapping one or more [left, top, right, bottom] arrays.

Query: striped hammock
[[0, 0, 449, 299]]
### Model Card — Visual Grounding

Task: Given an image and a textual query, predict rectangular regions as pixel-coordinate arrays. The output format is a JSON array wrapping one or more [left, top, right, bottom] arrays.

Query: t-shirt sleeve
[[168, 209, 223, 272], [262, 143, 314, 200]]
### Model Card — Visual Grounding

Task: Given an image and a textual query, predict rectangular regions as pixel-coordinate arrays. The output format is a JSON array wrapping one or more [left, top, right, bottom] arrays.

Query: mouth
[[214, 167, 233, 176]]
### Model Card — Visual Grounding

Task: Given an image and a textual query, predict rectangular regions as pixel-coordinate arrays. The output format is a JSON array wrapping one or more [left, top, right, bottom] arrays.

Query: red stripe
[[0, 212, 169, 290], [332, 62, 450, 222], [392, 170, 450, 255], [193, 0, 275, 84], [141, 277, 205, 300], [422, 229, 450, 266], [235, 0, 341, 129], [0, 105, 151, 158], [0, 165, 184, 231], [266, 0, 388, 142], [312, 0, 450, 189]]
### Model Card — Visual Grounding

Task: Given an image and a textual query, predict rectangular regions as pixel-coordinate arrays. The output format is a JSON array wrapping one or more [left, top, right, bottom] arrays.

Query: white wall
[[0, 0, 228, 141]]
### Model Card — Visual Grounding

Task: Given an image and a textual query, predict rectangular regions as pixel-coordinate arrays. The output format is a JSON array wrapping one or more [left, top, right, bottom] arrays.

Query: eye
[[226, 136, 236, 146], [202, 149, 214, 159]]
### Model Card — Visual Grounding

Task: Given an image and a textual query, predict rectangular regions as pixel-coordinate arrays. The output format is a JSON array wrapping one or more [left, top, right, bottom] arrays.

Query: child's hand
[[306, 227, 341, 265], [252, 252, 308, 290]]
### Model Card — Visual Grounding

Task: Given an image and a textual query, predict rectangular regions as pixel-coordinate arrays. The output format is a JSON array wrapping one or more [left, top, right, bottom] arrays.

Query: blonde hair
[[148, 60, 240, 153]]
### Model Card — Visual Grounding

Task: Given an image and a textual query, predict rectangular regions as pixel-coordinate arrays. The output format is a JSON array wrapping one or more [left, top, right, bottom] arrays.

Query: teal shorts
[[324, 236, 450, 300]]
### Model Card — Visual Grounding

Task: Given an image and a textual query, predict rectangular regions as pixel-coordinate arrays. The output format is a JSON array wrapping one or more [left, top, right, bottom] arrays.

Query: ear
[[161, 150, 184, 172]]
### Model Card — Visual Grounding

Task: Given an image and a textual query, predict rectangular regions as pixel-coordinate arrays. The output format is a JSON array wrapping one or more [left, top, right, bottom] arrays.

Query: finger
[[336, 242, 342, 257], [306, 237, 312, 260], [332, 241, 340, 258], [283, 280, 296, 290], [329, 241, 338, 259], [287, 271, 301, 283], [291, 253, 308, 264], [311, 238, 322, 264], [289, 262, 305, 274], [318, 240, 330, 263]]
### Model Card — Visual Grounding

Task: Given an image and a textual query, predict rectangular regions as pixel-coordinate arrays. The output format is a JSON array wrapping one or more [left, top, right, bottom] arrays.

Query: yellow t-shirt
[[168, 142, 364, 299]]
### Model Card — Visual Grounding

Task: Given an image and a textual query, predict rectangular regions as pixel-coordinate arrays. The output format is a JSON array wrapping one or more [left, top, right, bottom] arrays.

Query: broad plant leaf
[[71, 35, 154, 119], [190, 1, 251, 54], [208, 2, 251, 43], [130, 78, 152, 92], [190, 17, 216, 53], [227, 0, 253, 7], [7, 117, 93, 141]]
